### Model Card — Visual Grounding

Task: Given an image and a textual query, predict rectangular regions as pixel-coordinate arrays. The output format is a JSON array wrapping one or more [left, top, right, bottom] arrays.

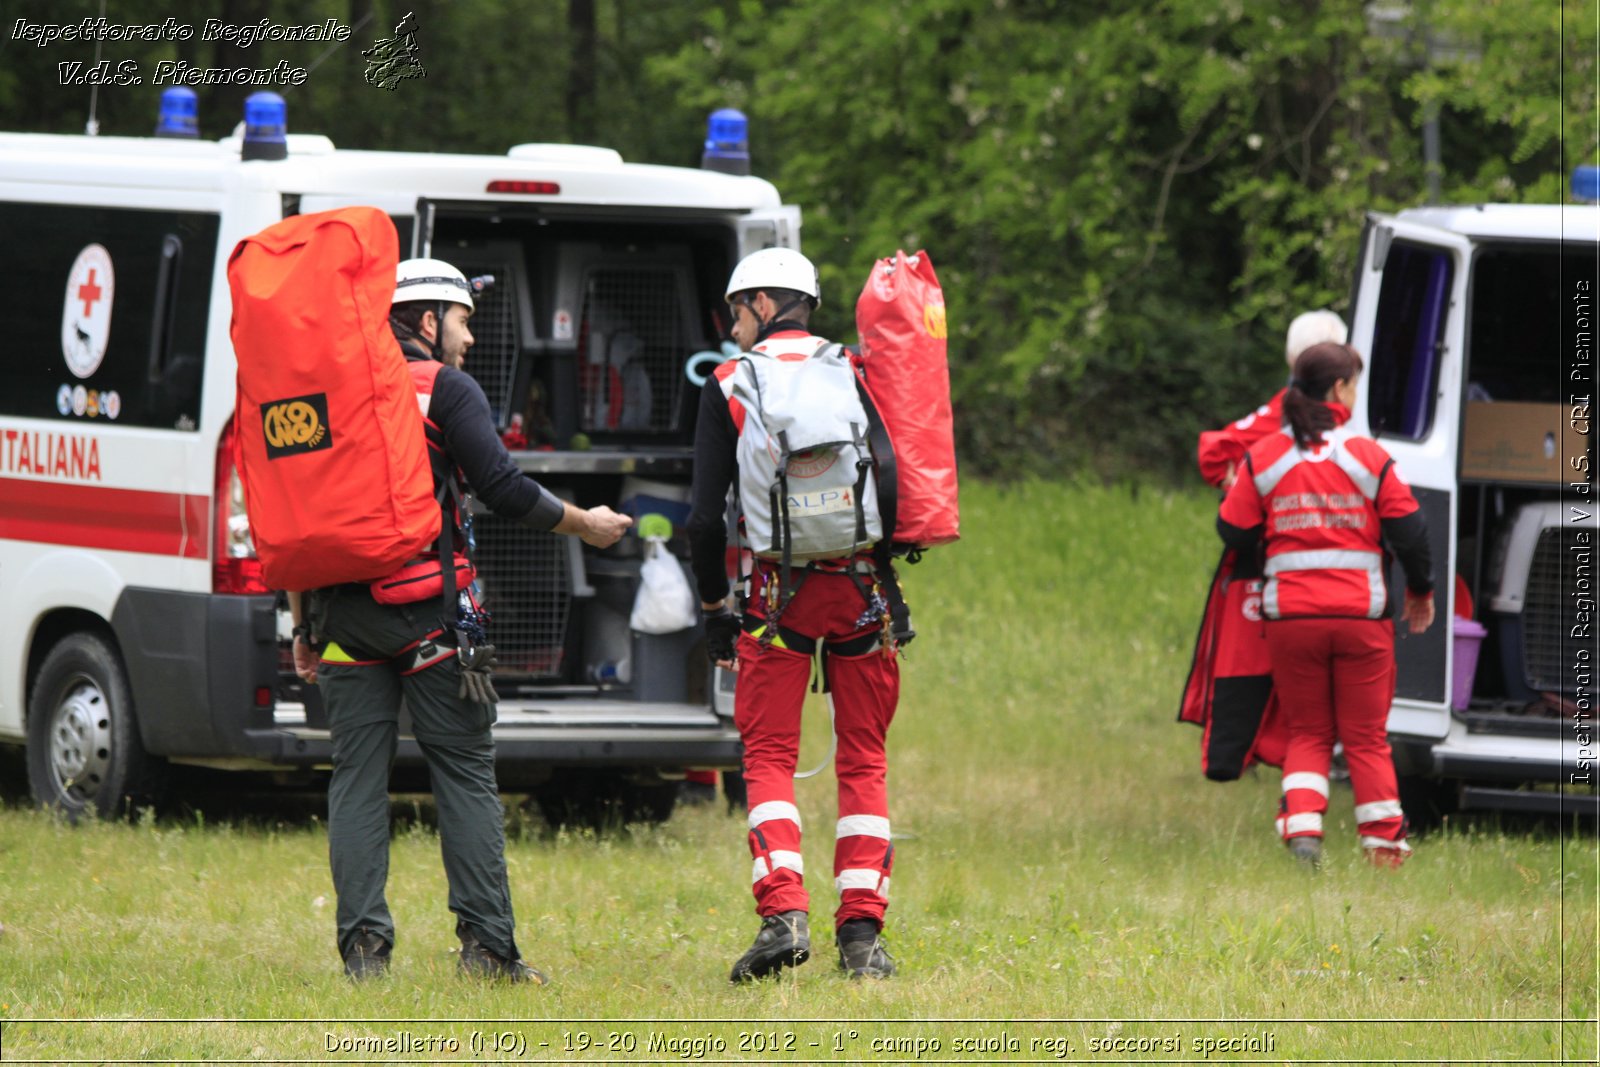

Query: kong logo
[[922, 299, 947, 339], [261, 394, 333, 458]]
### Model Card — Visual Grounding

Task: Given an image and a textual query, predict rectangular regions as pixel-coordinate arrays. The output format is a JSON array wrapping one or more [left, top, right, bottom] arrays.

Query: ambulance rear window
[[1465, 242, 1593, 404], [3, 202, 218, 431], [1368, 240, 1452, 442]]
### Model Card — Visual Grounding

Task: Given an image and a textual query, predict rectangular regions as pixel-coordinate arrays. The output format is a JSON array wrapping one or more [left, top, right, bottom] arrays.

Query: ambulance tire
[[0, 743, 27, 802], [531, 771, 677, 830], [1397, 773, 1459, 835], [622, 780, 680, 825], [26, 632, 168, 822]]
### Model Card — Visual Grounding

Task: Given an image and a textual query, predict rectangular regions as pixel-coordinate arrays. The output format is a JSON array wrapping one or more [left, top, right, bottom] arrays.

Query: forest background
[[1, 0, 1593, 481]]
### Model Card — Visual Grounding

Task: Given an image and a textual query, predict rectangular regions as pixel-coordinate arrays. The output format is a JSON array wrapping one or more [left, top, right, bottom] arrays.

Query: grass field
[[0, 481, 1595, 1064]]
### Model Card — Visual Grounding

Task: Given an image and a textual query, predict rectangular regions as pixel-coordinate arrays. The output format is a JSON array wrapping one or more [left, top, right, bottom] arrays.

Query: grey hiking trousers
[[310, 585, 520, 963]]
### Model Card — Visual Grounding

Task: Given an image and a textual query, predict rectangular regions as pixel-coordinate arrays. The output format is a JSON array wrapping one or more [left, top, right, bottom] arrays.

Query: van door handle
[[147, 234, 183, 383]]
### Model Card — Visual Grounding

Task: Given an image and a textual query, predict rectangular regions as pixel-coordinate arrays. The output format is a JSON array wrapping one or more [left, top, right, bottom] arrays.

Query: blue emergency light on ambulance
[[701, 108, 750, 176], [154, 87, 198, 139], [242, 91, 287, 161], [1572, 164, 1600, 204]]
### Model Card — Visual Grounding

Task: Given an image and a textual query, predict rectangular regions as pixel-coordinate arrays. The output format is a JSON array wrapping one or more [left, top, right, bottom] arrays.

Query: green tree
[[2, 0, 1587, 480], [651, 0, 1589, 480]]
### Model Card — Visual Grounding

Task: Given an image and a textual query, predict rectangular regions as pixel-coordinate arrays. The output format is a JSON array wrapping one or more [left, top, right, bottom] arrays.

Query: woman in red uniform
[[1217, 342, 1435, 867]]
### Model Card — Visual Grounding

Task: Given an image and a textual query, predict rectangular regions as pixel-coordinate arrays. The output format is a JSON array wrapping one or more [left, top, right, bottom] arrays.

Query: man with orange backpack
[[287, 258, 631, 981]]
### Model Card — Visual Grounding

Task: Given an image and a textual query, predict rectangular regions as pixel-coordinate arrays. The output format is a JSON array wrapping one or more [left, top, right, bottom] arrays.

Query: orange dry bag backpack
[[227, 207, 438, 591], [854, 249, 960, 552]]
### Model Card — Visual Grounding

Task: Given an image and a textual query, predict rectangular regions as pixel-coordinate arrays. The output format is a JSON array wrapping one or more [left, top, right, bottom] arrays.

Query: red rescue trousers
[[1266, 618, 1409, 853], [735, 565, 899, 929]]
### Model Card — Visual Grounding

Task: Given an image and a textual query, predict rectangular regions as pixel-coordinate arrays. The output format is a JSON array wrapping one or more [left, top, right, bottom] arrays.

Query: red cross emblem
[[77, 269, 104, 319]]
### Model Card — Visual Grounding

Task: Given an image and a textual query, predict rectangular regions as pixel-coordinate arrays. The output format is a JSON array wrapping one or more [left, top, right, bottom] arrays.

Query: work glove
[[456, 641, 499, 705], [703, 606, 741, 667]]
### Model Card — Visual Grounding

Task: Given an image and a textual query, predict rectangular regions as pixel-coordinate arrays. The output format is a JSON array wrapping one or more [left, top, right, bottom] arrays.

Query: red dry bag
[[227, 207, 438, 591], [855, 250, 959, 549], [1177, 549, 1286, 780]]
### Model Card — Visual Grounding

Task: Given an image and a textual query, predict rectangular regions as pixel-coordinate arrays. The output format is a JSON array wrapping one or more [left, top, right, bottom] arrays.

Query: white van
[[1346, 189, 1596, 818], [0, 97, 787, 821]]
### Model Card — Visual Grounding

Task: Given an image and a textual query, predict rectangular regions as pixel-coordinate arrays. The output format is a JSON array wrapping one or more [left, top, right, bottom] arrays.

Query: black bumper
[[236, 726, 743, 787], [112, 588, 280, 759], [112, 588, 742, 774]]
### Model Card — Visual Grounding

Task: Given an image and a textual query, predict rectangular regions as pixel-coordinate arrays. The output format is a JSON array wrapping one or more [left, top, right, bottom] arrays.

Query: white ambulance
[[0, 94, 788, 821], [1346, 182, 1597, 819]]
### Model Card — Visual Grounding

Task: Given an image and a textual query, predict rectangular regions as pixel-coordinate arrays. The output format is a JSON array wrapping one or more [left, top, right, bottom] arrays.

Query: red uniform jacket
[[1196, 388, 1287, 488], [1218, 411, 1427, 619]]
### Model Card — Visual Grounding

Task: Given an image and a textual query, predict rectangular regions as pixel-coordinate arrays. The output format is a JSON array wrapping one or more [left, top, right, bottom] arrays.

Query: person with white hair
[[1198, 309, 1348, 490]]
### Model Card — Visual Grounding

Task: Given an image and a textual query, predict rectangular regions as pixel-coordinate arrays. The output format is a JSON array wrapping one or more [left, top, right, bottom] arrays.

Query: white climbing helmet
[[394, 258, 475, 311], [724, 247, 821, 306]]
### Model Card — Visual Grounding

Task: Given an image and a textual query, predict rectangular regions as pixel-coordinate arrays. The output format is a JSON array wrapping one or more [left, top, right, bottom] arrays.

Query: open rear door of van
[[737, 206, 802, 257], [1346, 214, 1473, 742]]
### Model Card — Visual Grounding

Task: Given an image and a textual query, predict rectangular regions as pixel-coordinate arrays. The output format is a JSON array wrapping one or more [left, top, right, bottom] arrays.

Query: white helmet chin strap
[[391, 301, 450, 362], [752, 294, 813, 342]]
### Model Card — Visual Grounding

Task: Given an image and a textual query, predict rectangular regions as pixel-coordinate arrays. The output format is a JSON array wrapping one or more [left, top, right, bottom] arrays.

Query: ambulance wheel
[[532, 771, 677, 829], [621, 780, 678, 825], [26, 632, 167, 821], [1397, 773, 1459, 835]]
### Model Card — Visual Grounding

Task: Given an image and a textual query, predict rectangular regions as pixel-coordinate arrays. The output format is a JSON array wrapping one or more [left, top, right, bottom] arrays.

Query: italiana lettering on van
[[60, 243, 113, 379], [0, 429, 102, 480]]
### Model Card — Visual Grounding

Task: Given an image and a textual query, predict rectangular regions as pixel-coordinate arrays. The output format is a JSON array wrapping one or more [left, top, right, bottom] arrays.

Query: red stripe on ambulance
[[0, 476, 210, 559]]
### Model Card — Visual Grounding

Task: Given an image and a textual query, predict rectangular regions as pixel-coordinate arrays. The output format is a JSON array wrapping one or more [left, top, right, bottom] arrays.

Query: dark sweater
[[402, 340, 565, 531]]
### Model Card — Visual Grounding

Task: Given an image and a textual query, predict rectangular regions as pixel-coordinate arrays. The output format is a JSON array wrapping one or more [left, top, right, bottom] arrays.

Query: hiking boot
[[342, 928, 391, 980], [458, 928, 549, 985], [729, 910, 810, 982], [1286, 836, 1323, 868], [836, 918, 895, 979]]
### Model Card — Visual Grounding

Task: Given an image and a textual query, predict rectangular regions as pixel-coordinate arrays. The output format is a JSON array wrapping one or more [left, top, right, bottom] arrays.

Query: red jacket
[[1218, 405, 1432, 619], [1197, 388, 1287, 488]]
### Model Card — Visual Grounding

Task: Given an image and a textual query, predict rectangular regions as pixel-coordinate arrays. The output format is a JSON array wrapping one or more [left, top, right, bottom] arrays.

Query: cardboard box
[[1460, 401, 1565, 484]]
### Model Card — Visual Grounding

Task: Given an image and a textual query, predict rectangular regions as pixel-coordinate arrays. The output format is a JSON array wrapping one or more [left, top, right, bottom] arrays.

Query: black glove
[[457, 641, 499, 705], [703, 606, 741, 666]]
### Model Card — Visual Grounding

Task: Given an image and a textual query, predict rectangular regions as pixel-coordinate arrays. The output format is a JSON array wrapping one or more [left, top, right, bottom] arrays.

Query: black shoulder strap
[[852, 356, 914, 647], [436, 480, 458, 633], [853, 356, 898, 547]]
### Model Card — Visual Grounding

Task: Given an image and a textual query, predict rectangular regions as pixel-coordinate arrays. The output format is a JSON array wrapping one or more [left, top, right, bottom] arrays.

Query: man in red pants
[[1218, 342, 1434, 868], [687, 248, 901, 981]]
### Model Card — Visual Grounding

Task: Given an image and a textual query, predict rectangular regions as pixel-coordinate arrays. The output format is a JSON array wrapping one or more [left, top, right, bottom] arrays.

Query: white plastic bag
[[630, 537, 696, 634]]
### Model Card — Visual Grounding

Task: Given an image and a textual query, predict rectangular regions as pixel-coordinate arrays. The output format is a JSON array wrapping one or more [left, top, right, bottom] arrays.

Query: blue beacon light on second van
[[701, 108, 750, 176], [241, 91, 288, 161], [154, 87, 198, 139], [1572, 164, 1600, 204]]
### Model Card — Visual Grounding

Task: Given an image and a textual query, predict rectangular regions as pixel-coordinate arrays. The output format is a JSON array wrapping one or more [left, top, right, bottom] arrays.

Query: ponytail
[[1282, 342, 1364, 448]]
